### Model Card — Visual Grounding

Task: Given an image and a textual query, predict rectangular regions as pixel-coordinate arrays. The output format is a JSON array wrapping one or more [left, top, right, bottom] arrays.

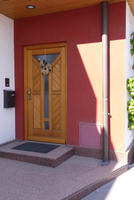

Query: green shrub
[[130, 32, 134, 56], [127, 98, 134, 130], [127, 33, 134, 130], [127, 78, 134, 97]]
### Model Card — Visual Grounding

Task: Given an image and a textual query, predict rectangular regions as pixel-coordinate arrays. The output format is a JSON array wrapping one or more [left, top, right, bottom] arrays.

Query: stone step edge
[[0, 148, 75, 167], [62, 164, 128, 200]]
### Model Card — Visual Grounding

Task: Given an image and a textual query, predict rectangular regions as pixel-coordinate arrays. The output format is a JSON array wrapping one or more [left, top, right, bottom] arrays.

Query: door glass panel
[[44, 121, 49, 130], [33, 53, 59, 130], [34, 54, 59, 65], [44, 75, 49, 118]]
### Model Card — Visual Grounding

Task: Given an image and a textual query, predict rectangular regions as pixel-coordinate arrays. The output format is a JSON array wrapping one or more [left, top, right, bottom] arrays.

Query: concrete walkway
[[82, 166, 134, 200], [0, 156, 127, 200]]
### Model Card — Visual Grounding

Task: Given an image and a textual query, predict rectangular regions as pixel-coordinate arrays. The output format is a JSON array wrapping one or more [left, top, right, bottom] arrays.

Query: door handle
[[27, 88, 31, 100]]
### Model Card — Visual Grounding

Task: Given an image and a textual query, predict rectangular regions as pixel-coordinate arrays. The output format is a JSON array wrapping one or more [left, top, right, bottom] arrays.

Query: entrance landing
[[0, 140, 74, 167]]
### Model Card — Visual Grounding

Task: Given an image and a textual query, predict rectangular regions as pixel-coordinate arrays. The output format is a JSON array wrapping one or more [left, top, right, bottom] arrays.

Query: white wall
[[0, 14, 15, 144], [125, 3, 134, 150]]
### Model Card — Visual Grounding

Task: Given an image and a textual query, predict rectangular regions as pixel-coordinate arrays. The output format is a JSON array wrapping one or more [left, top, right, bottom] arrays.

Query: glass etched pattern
[[34, 54, 59, 131], [44, 75, 49, 118]]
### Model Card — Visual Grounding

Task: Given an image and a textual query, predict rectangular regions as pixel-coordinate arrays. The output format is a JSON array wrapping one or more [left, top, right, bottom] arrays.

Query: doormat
[[12, 142, 60, 153]]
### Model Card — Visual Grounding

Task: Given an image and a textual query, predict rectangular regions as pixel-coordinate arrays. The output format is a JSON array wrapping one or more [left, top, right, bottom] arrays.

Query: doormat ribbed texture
[[12, 142, 60, 153]]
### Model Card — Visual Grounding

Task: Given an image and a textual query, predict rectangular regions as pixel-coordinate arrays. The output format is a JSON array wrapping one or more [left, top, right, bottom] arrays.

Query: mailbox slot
[[4, 90, 15, 108]]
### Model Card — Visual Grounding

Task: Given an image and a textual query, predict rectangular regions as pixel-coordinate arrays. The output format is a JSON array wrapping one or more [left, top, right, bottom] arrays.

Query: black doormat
[[12, 142, 60, 153]]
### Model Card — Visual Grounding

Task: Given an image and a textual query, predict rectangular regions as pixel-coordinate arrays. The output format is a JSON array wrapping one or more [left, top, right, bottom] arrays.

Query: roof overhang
[[127, 0, 134, 16], [0, 0, 132, 19]]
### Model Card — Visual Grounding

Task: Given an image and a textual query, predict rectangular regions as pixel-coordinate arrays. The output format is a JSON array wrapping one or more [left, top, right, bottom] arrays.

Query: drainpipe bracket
[[101, 160, 109, 166], [104, 113, 112, 117]]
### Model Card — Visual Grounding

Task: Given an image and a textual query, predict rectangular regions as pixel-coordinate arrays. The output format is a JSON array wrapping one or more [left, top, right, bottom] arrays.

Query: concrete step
[[0, 140, 74, 167]]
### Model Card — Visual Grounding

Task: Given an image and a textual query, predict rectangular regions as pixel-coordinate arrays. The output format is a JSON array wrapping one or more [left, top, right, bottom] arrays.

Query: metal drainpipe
[[102, 1, 109, 164]]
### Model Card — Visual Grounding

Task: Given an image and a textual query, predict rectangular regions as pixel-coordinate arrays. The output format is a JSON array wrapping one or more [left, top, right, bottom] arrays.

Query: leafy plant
[[130, 32, 134, 56], [127, 77, 134, 130], [127, 78, 134, 97], [127, 32, 134, 130], [127, 98, 134, 130]]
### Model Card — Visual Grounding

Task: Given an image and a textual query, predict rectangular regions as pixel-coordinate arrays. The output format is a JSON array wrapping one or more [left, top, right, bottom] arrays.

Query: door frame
[[24, 42, 67, 144]]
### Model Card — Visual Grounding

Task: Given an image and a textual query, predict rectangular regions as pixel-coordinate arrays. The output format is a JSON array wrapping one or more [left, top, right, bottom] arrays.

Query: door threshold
[[26, 136, 66, 144]]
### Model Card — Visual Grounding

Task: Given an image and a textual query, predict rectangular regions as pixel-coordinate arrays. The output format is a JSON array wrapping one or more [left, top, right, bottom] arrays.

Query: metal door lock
[[27, 88, 31, 100]]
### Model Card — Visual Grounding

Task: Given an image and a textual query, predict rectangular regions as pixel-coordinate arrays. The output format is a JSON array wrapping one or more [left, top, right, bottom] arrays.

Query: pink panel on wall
[[79, 122, 102, 149]]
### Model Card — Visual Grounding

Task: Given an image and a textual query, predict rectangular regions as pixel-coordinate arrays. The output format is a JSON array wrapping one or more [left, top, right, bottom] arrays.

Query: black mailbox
[[4, 90, 15, 108]]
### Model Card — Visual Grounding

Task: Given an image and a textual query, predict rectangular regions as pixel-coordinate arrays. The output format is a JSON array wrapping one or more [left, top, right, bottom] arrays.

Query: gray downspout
[[102, 1, 109, 164]]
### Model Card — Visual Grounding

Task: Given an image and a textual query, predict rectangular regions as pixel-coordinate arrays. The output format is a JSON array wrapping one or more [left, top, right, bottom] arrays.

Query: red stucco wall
[[14, 2, 126, 150]]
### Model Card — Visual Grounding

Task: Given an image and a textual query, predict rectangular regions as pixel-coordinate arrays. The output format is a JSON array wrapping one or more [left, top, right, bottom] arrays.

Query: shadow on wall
[[67, 41, 100, 147]]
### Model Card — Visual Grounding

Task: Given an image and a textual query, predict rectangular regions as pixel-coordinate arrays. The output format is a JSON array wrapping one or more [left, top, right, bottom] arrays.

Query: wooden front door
[[24, 43, 67, 144]]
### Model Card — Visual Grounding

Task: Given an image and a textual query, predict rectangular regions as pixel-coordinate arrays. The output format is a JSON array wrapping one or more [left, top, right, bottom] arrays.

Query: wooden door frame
[[24, 42, 67, 144]]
